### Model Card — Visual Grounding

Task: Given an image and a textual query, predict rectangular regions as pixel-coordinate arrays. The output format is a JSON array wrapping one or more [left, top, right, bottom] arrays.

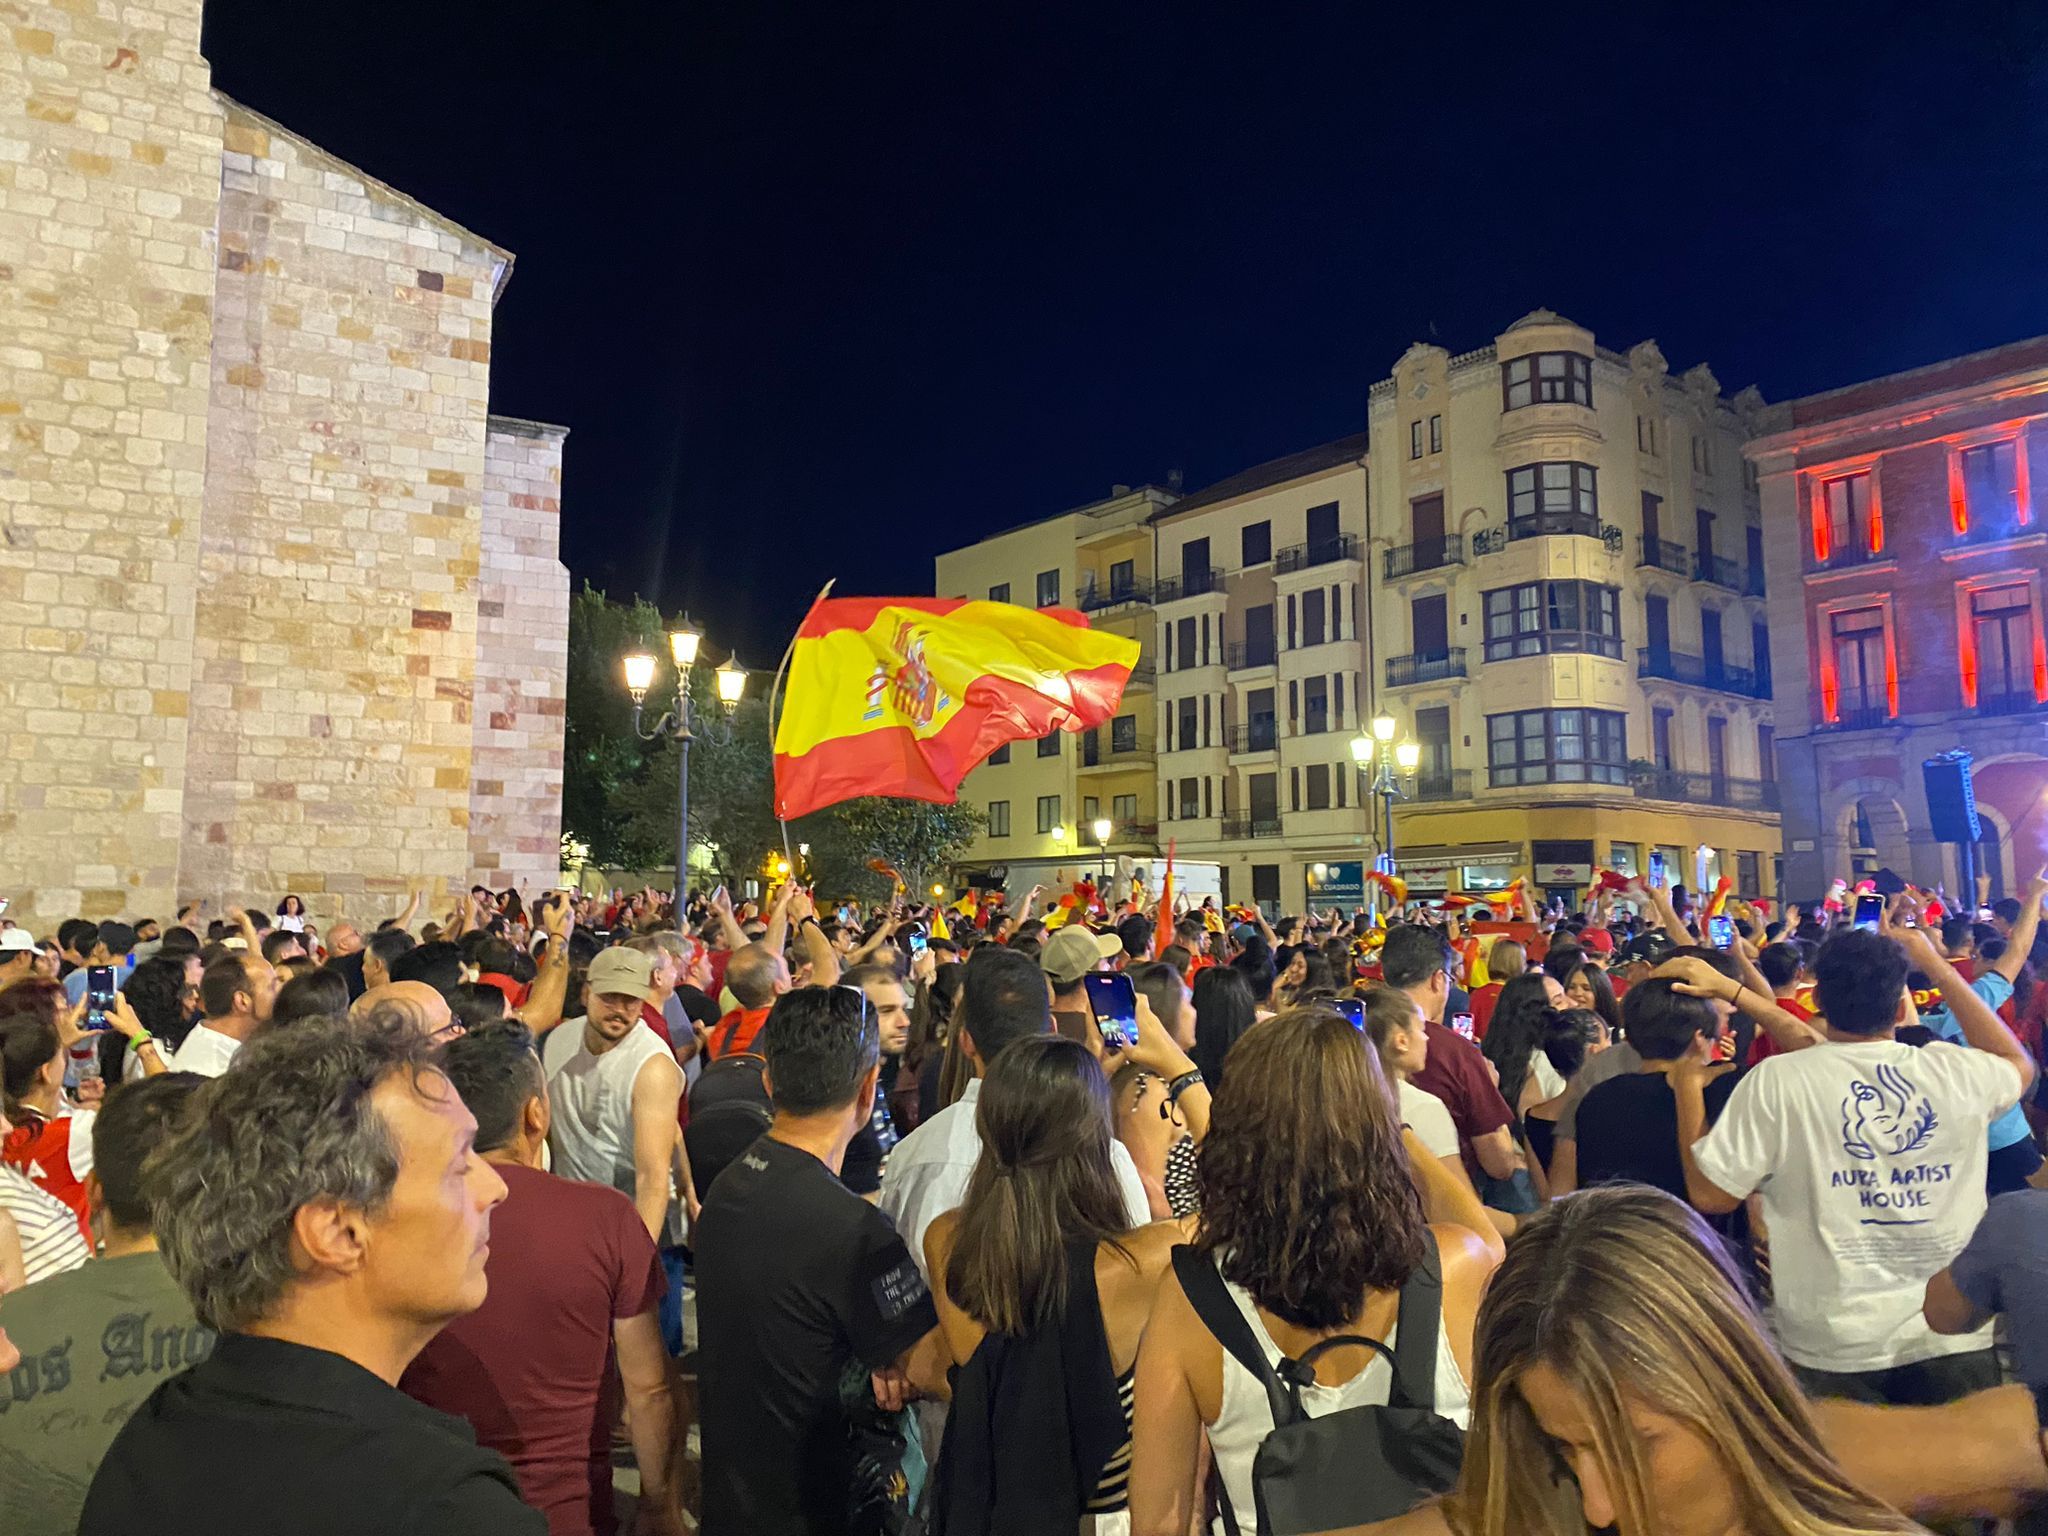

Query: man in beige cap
[[539, 947, 686, 1245], [1040, 923, 1123, 1056]]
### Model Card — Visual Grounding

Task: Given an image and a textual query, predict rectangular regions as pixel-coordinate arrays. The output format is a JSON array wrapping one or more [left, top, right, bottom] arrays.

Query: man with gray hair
[[81, 1016, 541, 1535]]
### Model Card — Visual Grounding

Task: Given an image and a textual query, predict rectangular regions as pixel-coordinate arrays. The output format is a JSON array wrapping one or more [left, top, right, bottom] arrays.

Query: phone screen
[[1707, 914, 1736, 949], [1853, 893, 1885, 933], [1451, 1011, 1476, 1042], [1083, 973, 1139, 1050], [1330, 997, 1365, 1029], [85, 965, 117, 1031], [1647, 852, 1667, 889], [908, 930, 928, 958]]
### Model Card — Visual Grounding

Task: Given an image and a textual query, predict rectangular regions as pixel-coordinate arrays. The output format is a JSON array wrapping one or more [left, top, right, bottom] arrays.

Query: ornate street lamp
[[622, 620, 744, 895], [1352, 716, 1421, 873]]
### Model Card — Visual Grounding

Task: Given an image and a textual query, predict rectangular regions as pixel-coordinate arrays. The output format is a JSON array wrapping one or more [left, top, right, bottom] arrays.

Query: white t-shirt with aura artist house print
[[1693, 1038, 2022, 1372]]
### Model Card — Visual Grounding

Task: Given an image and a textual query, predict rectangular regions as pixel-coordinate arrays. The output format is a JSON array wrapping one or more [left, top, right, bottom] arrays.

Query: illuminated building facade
[[1748, 336, 2048, 898]]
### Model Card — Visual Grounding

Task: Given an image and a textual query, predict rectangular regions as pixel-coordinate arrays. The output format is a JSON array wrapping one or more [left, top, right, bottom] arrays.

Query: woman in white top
[[1129, 1008, 1500, 1535]]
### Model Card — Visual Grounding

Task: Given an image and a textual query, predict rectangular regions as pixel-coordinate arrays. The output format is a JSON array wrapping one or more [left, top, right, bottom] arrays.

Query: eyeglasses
[[835, 983, 873, 1028]]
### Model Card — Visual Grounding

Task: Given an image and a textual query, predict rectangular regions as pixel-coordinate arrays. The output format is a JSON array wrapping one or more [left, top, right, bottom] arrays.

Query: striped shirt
[[0, 1164, 90, 1283]]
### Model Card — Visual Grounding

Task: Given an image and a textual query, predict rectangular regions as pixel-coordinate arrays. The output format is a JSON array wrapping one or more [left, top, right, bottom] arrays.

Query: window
[[1037, 730, 1060, 758], [1757, 724, 1776, 782], [989, 582, 1010, 604], [1036, 569, 1060, 607], [1487, 708, 1628, 786], [1243, 604, 1276, 667], [1959, 441, 2020, 531], [1692, 435, 1711, 475], [1303, 676, 1329, 735], [1830, 607, 1889, 720], [1301, 588, 1326, 647], [1819, 472, 1873, 558], [988, 742, 1010, 765], [1751, 620, 1772, 692], [1429, 414, 1443, 453], [1305, 763, 1331, 810], [1112, 792, 1138, 824], [1111, 715, 1137, 753], [1175, 616, 1196, 672], [1636, 414, 1659, 456], [1084, 795, 1100, 825], [1410, 420, 1423, 459], [1972, 584, 2036, 706], [1036, 795, 1061, 835], [1179, 777, 1201, 819], [1502, 352, 1592, 409], [1481, 581, 1622, 660], [1178, 697, 1198, 750], [1738, 851, 1761, 896], [1108, 558, 1135, 598], [1241, 521, 1271, 567], [1506, 462, 1598, 533], [987, 801, 1010, 837], [1652, 707, 1675, 770], [1289, 767, 1301, 811]]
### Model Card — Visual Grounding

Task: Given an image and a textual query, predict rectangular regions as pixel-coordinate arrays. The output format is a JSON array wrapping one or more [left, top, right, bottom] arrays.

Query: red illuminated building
[[1748, 335, 2048, 898]]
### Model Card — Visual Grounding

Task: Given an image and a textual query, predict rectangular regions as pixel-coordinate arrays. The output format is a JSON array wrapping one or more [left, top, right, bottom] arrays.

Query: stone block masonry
[[0, 0, 571, 931], [472, 418, 569, 893]]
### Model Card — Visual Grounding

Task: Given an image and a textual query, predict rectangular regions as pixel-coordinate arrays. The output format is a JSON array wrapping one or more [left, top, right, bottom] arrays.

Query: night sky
[[200, 0, 2048, 663]]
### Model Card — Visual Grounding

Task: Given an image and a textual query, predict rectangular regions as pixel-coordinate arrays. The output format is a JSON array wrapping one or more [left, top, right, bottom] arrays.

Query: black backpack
[[1171, 1244, 1465, 1535], [684, 1051, 773, 1199]]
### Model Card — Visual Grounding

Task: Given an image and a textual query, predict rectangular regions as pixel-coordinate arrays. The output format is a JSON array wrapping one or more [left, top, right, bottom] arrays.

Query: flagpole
[[770, 579, 835, 880]]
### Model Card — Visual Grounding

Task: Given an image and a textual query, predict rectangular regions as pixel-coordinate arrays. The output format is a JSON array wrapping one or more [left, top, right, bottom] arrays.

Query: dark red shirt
[[706, 1006, 771, 1060], [1747, 996, 1815, 1066], [401, 1162, 664, 1536], [1408, 1017, 1515, 1181]]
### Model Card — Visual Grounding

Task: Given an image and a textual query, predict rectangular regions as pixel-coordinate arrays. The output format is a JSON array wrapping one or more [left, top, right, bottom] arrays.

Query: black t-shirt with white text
[[694, 1133, 936, 1536]]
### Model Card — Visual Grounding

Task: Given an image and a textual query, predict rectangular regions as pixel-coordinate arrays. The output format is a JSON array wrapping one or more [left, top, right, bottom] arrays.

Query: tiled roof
[[1153, 432, 1368, 520]]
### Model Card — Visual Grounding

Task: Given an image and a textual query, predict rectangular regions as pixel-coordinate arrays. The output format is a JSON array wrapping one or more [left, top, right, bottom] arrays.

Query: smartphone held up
[[1084, 972, 1139, 1051]]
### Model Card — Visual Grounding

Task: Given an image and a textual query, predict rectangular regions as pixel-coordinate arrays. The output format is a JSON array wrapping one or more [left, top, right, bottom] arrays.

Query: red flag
[[1153, 842, 1175, 958]]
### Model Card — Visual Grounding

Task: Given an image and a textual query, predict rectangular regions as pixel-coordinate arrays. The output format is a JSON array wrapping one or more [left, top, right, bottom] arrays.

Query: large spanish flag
[[773, 596, 1138, 820]]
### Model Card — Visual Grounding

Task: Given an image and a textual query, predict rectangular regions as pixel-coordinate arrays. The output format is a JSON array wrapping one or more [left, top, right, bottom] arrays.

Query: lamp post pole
[[623, 626, 746, 899], [1352, 714, 1422, 879]]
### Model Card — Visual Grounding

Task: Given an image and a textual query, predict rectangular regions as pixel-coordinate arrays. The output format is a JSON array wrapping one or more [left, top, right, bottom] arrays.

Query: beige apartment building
[[1362, 311, 1783, 908], [933, 487, 1171, 889], [934, 310, 1786, 914]]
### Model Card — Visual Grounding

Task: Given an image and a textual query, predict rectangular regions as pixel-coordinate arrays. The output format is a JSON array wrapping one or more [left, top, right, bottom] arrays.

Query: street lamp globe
[[669, 626, 701, 669], [1092, 816, 1113, 844], [1051, 824, 1068, 844], [714, 658, 747, 708], [1349, 732, 1374, 766], [1371, 712, 1398, 743], [622, 651, 657, 702], [1395, 740, 1422, 773]]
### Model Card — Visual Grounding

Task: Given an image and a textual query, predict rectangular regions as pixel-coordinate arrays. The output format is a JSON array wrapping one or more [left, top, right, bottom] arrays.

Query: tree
[[563, 583, 671, 868], [803, 797, 985, 901]]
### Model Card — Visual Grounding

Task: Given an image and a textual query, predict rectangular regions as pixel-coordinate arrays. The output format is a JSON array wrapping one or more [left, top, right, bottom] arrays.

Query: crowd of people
[[1, 864, 2046, 1535]]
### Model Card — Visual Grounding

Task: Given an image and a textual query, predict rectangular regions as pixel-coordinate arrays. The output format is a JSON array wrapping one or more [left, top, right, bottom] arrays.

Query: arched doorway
[[1844, 794, 1910, 882]]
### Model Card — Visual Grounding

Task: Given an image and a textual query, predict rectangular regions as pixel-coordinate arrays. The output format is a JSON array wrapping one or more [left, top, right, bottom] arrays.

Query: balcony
[[1976, 687, 2045, 717], [1406, 769, 1473, 802], [1825, 699, 1894, 731], [1224, 641, 1278, 671], [1637, 536, 1689, 576], [1385, 648, 1469, 687], [1107, 820, 1160, 844], [1123, 660, 1157, 689], [1384, 536, 1466, 580], [1079, 737, 1149, 770], [1229, 721, 1279, 754], [1632, 766, 1781, 812], [1156, 566, 1223, 602], [1807, 538, 1880, 574], [1274, 534, 1359, 573], [1220, 815, 1284, 840], [1636, 648, 1770, 699], [1077, 578, 1153, 613], [1693, 551, 1742, 590]]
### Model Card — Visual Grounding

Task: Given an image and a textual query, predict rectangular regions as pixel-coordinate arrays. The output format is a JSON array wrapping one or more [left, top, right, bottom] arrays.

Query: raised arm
[[514, 896, 573, 1032], [789, 888, 840, 987], [762, 882, 794, 958], [1889, 895, 2036, 1095], [1660, 955, 1822, 1054], [708, 885, 749, 953], [1987, 870, 2044, 985]]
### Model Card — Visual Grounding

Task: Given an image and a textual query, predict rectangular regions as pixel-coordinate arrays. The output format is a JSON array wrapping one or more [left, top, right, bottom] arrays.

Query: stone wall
[[470, 417, 569, 892], [0, 0, 222, 927], [178, 102, 510, 910]]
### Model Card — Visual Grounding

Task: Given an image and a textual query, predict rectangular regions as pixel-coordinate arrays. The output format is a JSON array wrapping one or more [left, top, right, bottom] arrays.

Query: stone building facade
[[1747, 337, 2048, 898], [1, 0, 568, 930]]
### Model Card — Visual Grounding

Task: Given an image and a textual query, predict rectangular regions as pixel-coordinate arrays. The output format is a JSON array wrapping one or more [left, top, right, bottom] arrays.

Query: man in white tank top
[[540, 947, 684, 1244]]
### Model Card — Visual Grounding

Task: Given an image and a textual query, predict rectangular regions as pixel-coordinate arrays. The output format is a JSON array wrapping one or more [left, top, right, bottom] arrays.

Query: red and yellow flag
[[773, 596, 1138, 821]]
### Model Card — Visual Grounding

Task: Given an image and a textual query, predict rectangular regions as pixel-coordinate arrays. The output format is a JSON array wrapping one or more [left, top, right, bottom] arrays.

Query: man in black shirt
[[81, 1016, 542, 1536], [695, 985, 944, 1535], [1575, 976, 1741, 1201]]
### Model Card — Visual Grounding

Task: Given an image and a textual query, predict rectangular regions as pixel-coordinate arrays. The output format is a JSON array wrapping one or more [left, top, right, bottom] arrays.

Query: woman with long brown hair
[[1340, 1185, 1933, 1536], [924, 1033, 1187, 1532], [1129, 1008, 1501, 1535]]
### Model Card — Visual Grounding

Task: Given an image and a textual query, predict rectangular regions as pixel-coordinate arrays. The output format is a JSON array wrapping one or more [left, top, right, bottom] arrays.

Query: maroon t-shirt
[[1408, 1017, 1516, 1181], [402, 1162, 665, 1536]]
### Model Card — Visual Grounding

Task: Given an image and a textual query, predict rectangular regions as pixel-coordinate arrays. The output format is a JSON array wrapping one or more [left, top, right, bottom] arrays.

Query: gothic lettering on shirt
[[0, 1310, 217, 1414]]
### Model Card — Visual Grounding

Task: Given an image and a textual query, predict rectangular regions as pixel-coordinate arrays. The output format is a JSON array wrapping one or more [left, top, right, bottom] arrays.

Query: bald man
[[325, 922, 364, 957], [350, 981, 457, 1042]]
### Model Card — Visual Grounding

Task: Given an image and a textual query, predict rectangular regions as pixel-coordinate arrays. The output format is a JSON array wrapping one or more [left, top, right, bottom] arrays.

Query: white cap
[[0, 927, 38, 954]]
